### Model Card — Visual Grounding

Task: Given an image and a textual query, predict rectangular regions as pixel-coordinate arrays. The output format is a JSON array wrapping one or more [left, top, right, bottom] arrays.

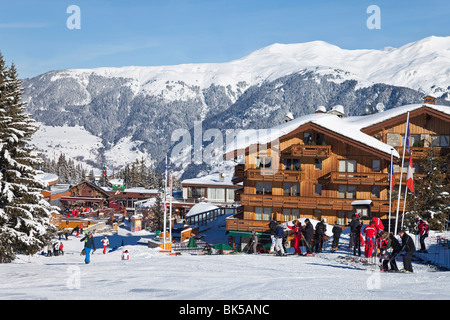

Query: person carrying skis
[[287, 220, 302, 255], [301, 219, 314, 256], [331, 221, 342, 252], [363, 221, 377, 258], [314, 218, 327, 253], [101, 236, 109, 254], [80, 232, 96, 264], [268, 216, 278, 254], [398, 230, 416, 273], [417, 219, 429, 253]]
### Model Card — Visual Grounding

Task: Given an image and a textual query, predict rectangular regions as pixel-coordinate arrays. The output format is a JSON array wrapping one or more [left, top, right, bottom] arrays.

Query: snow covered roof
[[224, 103, 450, 160], [186, 202, 219, 217], [182, 172, 239, 187]]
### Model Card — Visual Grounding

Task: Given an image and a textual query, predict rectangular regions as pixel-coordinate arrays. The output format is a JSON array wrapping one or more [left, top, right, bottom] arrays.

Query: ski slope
[[0, 222, 449, 301]]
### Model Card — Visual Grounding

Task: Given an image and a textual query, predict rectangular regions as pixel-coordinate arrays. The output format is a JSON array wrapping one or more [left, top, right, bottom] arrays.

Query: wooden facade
[[226, 102, 450, 235]]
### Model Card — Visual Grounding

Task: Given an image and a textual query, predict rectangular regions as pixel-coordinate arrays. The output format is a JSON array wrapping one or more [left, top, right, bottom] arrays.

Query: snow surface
[[1, 220, 449, 300]]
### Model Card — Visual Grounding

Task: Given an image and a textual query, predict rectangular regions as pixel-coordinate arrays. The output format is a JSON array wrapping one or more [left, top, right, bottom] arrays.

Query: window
[[338, 185, 356, 199], [282, 208, 300, 222], [339, 160, 356, 172], [372, 160, 380, 172], [256, 157, 272, 169], [441, 136, 449, 147], [255, 207, 271, 221], [314, 184, 322, 196], [316, 133, 325, 145], [207, 188, 225, 201], [226, 189, 235, 202], [189, 187, 205, 198], [283, 183, 300, 196], [256, 182, 272, 195], [284, 158, 301, 171], [372, 186, 380, 198], [315, 159, 322, 170], [304, 132, 312, 144]]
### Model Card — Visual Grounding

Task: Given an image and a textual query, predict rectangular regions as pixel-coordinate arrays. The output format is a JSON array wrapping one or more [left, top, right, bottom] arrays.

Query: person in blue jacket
[[80, 232, 96, 264]]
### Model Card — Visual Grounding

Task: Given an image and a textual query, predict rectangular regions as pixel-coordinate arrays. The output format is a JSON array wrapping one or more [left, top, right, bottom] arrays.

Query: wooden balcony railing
[[239, 193, 400, 214], [290, 144, 331, 158], [394, 146, 450, 159], [246, 168, 304, 182], [329, 171, 390, 185]]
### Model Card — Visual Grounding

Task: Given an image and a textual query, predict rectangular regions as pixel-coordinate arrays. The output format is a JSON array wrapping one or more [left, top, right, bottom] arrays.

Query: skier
[[80, 232, 96, 264], [331, 221, 342, 252], [275, 222, 286, 256], [121, 250, 130, 260], [398, 230, 416, 273], [417, 219, 429, 253], [353, 223, 362, 256], [348, 213, 361, 249], [268, 217, 278, 254], [247, 230, 258, 254], [101, 236, 109, 254], [301, 218, 314, 256], [379, 231, 401, 272], [314, 218, 327, 253], [287, 220, 302, 255], [58, 242, 64, 256], [372, 216, 385, 233], [363, 221, 377, 258]]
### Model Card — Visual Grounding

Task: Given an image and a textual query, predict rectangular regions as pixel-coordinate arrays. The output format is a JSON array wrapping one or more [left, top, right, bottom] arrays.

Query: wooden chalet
[[224, 98, 450, 245], [60, 180, 111, 208]]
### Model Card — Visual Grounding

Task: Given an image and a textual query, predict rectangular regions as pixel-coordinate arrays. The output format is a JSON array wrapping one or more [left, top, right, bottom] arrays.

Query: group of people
[[45, 242, 64, 256], [247, 214, 425, 273], [265, 217, 329, 256], [349, 213, 423, 273]]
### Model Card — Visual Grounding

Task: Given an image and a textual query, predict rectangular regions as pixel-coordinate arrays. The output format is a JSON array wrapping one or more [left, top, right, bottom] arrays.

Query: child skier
[[101, 236, 109, 254], [287, 220, 302, 255]]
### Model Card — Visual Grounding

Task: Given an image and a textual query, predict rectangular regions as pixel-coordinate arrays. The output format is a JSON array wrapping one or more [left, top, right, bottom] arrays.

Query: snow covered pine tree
[[0, 54, 58, 263]]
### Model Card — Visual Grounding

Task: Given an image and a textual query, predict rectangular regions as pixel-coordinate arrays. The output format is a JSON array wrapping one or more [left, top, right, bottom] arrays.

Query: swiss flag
[[406, 153, 414, 193]]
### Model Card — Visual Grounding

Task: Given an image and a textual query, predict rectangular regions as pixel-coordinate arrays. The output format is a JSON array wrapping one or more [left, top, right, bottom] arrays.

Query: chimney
[[315, 106, 326, 114], [423, 95, 436, 105], [219, 173, 224, 182], [283, 112, 294, 123]]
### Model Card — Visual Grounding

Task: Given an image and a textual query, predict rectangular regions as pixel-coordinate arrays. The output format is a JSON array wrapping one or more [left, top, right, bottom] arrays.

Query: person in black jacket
[[331, 222, 342, 252], [398, 230, 416, 273], [348, 214, 361, 249], [379, 231, 401, 272], [301, 219, 314, 255], [268, 218, 278, 254], [80, 232, 96, 264], [353, 223, 362, 256], [314, 219, 327, 253]]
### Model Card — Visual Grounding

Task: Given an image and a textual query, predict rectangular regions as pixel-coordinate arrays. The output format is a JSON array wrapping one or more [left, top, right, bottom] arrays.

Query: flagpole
[[169, 173, 173, 253], [163, 155, 167, 250], [402, 151, 414, 230], [388, 148, 394, 233], [394, 111, 410, 235]]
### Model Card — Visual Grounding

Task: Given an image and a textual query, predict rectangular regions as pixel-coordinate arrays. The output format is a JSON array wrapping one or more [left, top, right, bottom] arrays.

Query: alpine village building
[[224, 97, 450, 248]]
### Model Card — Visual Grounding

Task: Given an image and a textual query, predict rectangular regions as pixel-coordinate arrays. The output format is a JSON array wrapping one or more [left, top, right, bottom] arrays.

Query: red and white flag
[[406, 153, 414, 193]]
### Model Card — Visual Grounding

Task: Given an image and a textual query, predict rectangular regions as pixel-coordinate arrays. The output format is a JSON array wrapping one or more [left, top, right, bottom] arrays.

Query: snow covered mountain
[[23, 36, 450, 176]]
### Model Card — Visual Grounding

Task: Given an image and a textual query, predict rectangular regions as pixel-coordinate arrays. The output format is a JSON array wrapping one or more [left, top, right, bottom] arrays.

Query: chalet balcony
[[329, 171, 390, 186], [394, 146, 450, 159], [246, 168, 304, 182], [232, 163, 245, 184], [226, 215, 270, 233], [240, 193, 399, 214], [289, 144, 331, 158]]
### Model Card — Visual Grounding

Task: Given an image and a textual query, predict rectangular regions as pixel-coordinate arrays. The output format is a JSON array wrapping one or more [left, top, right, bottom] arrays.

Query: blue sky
[[0, 0, 449, 78]]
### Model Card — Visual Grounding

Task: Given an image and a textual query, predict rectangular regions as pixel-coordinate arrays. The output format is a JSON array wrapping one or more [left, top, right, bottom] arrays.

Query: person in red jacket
[[417, 219, 429, 253], [287, 220, 302, 255], [363, 221, 378, 258], [372, 217, 385, 233]]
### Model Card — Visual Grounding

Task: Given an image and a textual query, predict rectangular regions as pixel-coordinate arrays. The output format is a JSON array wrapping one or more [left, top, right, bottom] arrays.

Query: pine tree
[[406, 149, 450, 230], [0, 57, 58, 263]]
